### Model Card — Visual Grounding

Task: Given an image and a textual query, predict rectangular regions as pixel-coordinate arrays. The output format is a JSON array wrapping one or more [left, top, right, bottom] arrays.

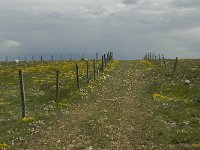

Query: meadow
[[147, 58, 200, 149], [0, 56, 200, 149], [0, 57, 116, 148]]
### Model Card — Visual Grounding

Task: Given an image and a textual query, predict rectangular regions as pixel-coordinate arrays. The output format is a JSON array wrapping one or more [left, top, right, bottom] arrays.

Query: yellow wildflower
[[153, 93, 167, 101], [21, 117, 35, 123], [0, 143, 10, 149], [139, 60, 155, 68], [191, 143, 200, 148]]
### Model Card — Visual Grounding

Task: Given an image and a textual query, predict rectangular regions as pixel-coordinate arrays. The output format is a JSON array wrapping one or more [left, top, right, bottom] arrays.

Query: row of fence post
[[18, 52, 113, 118], [2, 52, 114, 63], [144, 52, 178, 73]]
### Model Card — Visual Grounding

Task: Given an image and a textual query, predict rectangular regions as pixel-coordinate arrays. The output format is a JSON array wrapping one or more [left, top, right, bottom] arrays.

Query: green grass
[[149, 59, 200, 149], [0, 59, 116, 147], [1, 59, 200, 149]]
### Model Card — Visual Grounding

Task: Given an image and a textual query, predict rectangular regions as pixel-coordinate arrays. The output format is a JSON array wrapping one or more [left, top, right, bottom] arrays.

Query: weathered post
[[159, 54, 161, 64], [51, 55, 54, 62], [56, 70, 60, 100], [93, 60, 96, 80], [107, 52, 109, 63], [108, 52, 111, 61], [162, 54, 166, 68], [104, 54, 107, 67], [6, 56, 8, 62], [96, 52, 98, 60], [86, 61, 89, 83], [173, 57, 178, 73], [101, 55, 104, 72], [41, 56, 43, 62], [111, 52, 113, 59], [19, 70, 26, 118], [76, 64, 80, 90]]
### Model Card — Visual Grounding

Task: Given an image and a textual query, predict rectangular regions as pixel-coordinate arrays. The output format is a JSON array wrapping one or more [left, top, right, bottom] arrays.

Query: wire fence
[[0, 52, 113, 120]]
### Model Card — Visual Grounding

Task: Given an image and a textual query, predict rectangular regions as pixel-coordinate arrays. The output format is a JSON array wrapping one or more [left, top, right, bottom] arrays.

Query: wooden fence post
[[96, 52, 98, 60], [93, 60, 96, 80], [56, 70, 60, 100], [87, 61, 89, 83], [41, 56, 43, 62], [76, 64, 80, 90], [162, 54, 166, 68], [101, 55, 104, 72], [19, 70, 26, 118], [104, 54, 107, 67], [111, 52, 113, 59], [173, 57, 178, 73], [6, 56, 8, 62], [159, 54, 161, 64], [51, 55, 54, 62]]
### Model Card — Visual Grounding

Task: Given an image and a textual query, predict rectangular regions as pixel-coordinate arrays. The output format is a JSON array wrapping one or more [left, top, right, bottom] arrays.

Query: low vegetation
[[0, 58, 200, 149], [149, 59, 200, 149]]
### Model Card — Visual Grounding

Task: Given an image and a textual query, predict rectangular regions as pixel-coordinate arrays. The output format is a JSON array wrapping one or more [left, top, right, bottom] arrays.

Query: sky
[[0, 0, 200, 60]]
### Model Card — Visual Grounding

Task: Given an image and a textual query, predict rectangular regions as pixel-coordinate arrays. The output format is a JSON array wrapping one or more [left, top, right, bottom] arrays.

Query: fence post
[[87, 61, 89, 83], [173, 57, 178, 73], [19, 70, 26, 118], [6, 56, 8, 62], [51, 55, 54, 62], [158, 54, 161, 64], [96, 52, 98, 60], [101, 55, 104, 72], [56, 70, 60, 100], [162, 54, 166, 68], [41, 56, 43, 62], [111, 52, 113, 60], [108, 52, 110, 61], [104, 54, 107, 67], [76, 64, 80, 90], [93, 60, 96, 80]]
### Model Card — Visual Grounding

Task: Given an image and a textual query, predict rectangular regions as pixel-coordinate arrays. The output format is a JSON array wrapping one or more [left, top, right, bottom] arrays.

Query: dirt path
[[15, 61, 164, 150]]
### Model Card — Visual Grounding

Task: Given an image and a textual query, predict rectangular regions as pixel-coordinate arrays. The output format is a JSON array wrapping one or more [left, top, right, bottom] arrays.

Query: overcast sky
[[0, 0, 200, 60]]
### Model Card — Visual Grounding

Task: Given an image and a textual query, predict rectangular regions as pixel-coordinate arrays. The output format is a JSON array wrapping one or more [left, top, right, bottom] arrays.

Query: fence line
[[143, 52, 179, 74]]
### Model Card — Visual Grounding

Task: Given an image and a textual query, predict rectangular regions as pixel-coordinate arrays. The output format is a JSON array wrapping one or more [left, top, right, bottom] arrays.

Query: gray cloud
[[172, 0, 200, 8], [122, 0, 139, 5], [0, 0, 200, 60]]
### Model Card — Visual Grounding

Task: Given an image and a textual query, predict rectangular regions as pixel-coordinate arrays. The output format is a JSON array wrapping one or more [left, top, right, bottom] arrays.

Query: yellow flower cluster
[[21, 116, 35, 123], [58, 101, 69, 107], [0, 143, 10, 149], [139, 60, 155, 68], [153, 93, 168, 101], [191, 143, 200, 148]]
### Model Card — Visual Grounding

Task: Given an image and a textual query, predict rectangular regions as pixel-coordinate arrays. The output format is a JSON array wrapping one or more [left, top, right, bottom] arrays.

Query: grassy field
[[0, 59, 117, 149], [0, 58, 200, 149], [149, 58, 200, 149]]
